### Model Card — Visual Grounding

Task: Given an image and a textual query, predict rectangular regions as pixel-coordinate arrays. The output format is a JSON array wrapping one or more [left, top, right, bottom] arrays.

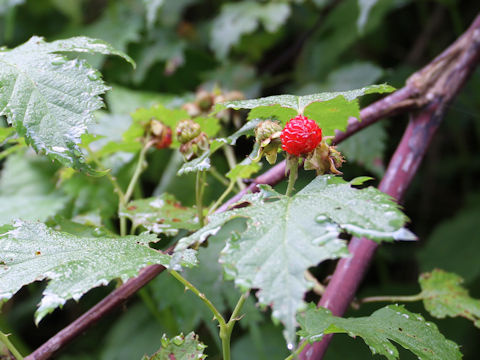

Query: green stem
[[221, 293, 248, 360], [209, 166, 230, 187], [209, 180, 235, 215], [285, 156, 299, 197], [284, 341, 308, 360], [0, 331, 24, 360], [223, 144, 245, 190], [124, 139, 153, 204], [118, 139, 153, 236], [169, 270, 226, 328], [195, 171, 206, 227], [360, 293, 425, 304], [169, 271, 247, 360]]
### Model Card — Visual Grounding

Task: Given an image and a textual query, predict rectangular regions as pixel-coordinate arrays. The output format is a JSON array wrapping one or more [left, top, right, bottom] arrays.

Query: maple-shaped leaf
[[142, 332, 207, 360], [419, 269, 480, 327], [120, 193, 200, 236], [0, 221, 194, 324], [175, 175, 414, 344], [298, 304, 461, 360], [215, 84, 395, 136], [0, 36, 134, 173]]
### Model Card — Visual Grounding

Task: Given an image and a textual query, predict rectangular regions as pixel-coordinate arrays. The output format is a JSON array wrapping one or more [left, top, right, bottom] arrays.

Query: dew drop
[[287, 343, 294, 351]]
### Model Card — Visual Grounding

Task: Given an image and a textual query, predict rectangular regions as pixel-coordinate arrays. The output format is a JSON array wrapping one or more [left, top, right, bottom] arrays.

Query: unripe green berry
[[176, 120, 201, 144], [255, 120, 282, 143]]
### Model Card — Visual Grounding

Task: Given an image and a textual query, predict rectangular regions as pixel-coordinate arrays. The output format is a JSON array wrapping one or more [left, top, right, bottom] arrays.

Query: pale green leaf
[[419, 269, 480, 327], [0, 221, 191, 324], [211, 1, 291, 59], [216, 84, 395, 113], [175, 175, 413, 343], [120, 193, 200, 235], [226, 162, 262, 181], [228, 118, 261, 145], [298, 304, 462, 360], [0, 36, 133, 173], [247, 105, 297, 126], [142, 332, 206, 360]]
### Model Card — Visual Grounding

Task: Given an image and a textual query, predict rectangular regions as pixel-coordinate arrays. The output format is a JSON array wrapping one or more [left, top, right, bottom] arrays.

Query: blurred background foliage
[[0, 0, 479, 359]]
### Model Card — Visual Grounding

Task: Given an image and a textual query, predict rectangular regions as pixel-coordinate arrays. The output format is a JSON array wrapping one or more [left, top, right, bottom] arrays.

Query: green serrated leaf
[[419, 269, 480, 327], [142, 332, 206, 360], [175, 175, 412, 344], [226, 162, 262, 182], [216, 84, 395, 114], [0, 36, 133, 173], [120, 193, 200, 235], [0, 220, 187, 324], [304, 96, 359, 137], [298, 304, 462, 360], [211, 1, 291, 59]]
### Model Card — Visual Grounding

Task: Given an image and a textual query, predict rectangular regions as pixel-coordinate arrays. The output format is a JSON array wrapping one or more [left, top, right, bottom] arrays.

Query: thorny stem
[[25, 14, 480, 359], [301, 13, 480, 360], [0, 331, 24, 360]]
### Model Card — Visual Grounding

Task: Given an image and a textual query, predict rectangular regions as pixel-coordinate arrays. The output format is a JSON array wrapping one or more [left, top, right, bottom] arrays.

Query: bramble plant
[[0, 2, 480, 360]]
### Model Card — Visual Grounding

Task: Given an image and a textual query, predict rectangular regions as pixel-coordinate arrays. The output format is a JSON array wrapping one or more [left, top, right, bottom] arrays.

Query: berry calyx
[[280, 115, 322, 156]]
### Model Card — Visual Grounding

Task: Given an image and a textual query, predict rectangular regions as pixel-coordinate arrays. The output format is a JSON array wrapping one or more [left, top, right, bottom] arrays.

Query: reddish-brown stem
[[300, 13, 480, 360], [26, 13, 480, 360]]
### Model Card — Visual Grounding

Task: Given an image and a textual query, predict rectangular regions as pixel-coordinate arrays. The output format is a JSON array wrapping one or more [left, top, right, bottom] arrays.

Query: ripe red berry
[[154, 126, 173, 149], [280, 115, 322, 156]]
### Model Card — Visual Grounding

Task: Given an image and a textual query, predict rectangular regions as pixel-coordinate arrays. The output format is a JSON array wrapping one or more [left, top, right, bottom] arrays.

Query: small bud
[[196, 89, 214, 111], [176, 119, 201, 144], [255, 120, 282, 143], [179, 132, 209, 161], [182, 102, 202, 117], [252, 120, 282, 165]]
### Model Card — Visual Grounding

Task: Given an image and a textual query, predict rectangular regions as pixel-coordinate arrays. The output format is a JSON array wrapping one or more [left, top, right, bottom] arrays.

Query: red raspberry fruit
[[280, 115, 322, 156]]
